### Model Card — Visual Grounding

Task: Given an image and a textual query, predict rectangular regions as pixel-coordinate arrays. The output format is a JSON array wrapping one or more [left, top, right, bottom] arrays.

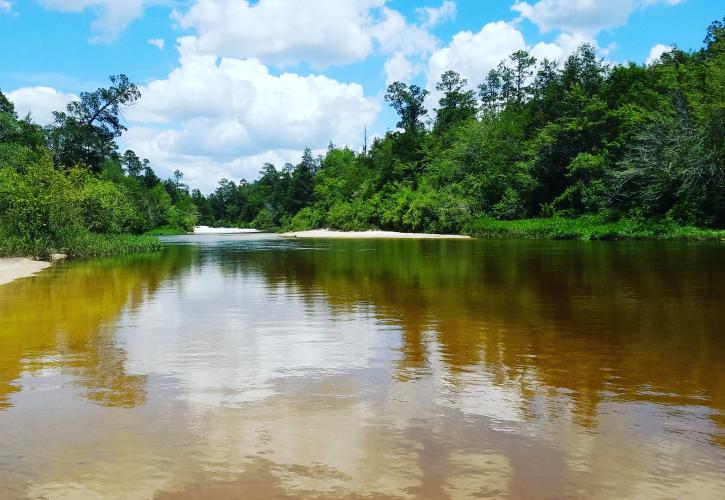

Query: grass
[[143, 226, 189, 236], [464, 216, 725, 241], [0, 228, 163, 259]]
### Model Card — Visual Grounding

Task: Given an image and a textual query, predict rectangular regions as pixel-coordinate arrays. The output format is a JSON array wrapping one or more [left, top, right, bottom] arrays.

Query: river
[[1, 234, 723, 498]]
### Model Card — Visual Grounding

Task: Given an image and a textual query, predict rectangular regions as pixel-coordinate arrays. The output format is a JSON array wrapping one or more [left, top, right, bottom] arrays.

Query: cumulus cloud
[[384, 52, 415, 85], [423, 20, 595, 108], [124, 40, 380, 191], [529, 31, 592, 61], [427, 21, 526, 89], [175, 0, 441, 68], [123, 126, 313, 190], [38, 0, 148, 42], [370, 6, 439, 57], [175, 0, 384, 68], [0, 1, 12, 13], [645, 43, 673, 64], [512, 0, 686, 37], [7, 86, 78, 124]]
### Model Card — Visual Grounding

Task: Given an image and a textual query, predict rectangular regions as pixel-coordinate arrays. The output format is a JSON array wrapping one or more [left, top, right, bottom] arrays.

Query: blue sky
[[1, 0, 722, 192]]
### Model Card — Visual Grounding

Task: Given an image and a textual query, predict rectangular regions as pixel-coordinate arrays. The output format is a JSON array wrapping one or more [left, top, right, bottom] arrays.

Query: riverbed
[[0, 233, 723, 498]]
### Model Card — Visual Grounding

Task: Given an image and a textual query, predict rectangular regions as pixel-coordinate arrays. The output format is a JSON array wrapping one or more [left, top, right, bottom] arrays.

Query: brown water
[[1, 234, 724, 499]]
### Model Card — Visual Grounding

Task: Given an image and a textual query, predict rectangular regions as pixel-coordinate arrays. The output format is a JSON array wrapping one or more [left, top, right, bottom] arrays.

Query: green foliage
[[251, 207, 277, 230], [434, 70, 477, 133], [326, 199, 375, 231], [76, 173, 135, 233], [143, 226, 188, 236], [0, 228, 161, 259], [384, 82, 429, 135], [466, 216, 724, 241], [285, 206, 327, 231], [47, 74, 140, 172], [0, 159, 82, 242], [3, 18, 724, 254], [190, 21, 723, 238], [0, 80, 200, 258]]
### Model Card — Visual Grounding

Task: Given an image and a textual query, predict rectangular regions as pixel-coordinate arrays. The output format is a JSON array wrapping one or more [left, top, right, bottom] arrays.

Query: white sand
[[193, 226, 262, 234], [281, 229, 471, 239], [0, 258, 51, 287]]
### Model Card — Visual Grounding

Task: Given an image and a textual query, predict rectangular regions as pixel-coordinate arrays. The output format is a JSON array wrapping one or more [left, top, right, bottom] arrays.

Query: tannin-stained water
[[1, 234, 724, 499]]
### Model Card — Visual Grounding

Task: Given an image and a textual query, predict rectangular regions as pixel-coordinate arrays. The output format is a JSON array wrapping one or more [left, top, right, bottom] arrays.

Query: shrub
[[0, 159, 82, 242]]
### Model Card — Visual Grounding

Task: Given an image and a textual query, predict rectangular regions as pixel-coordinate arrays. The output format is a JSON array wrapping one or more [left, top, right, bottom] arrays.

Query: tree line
[[195, 18, 724, 234], [1, 18, 723, 254], [0, 75, 198, 255]]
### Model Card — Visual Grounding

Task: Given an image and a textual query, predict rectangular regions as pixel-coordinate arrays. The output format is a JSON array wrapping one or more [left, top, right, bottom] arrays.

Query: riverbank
[[281, 217, 724, 241], [465, 217, 725, 241], [0, 229, 163, 259], [0, 258, 51, 286], [282, 229, 471, 239]]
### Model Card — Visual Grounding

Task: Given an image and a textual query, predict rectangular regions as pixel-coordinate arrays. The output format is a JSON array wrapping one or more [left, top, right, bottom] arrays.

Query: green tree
[[47, 74, 140, 172], [434, 70, 477, 133], [384, 82, 429, 135], [509, 50, 537, 106]]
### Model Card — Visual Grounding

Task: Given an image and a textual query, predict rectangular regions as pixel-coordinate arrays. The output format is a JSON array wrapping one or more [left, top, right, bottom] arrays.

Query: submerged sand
[[281, 229, 471, 239], [193, 226, 262, 234], [0, 258, 51, 287]]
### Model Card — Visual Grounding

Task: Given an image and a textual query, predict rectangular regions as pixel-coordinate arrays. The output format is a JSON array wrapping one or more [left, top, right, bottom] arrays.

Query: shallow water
[[1, 234, 724, 499]]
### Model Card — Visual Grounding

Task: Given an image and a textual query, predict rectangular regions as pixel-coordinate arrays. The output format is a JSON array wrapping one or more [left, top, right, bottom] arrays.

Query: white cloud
[[175, 0, 442, 68], [0, 1, 12, 13], [371, 6, 439, 57], [529, 31, 592, 61], [512, 0, 635, 36], [427, 21, 526, 90], [7, 86, 78, 125], [512, 0, 686, 37], [122, 127, 311, 190], [417, 0, 456, 28], [124, 41, 380, 191], [38, 0, 148, 42], [384, 53, 415, 85], [175, 0, 385, 68], [148, 38, 165, 50], [423, 20, 592, 108], [645, 43, 673, 64]]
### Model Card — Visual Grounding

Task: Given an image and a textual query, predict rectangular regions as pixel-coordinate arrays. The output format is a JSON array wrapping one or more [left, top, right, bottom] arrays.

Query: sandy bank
[[281, 229, 471, 239], [193, 226, 262, 234], [0, 258, 51, 287]]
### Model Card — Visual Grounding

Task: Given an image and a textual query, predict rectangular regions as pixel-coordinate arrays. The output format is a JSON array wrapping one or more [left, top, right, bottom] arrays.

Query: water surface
[[1, 234, 724, 499]]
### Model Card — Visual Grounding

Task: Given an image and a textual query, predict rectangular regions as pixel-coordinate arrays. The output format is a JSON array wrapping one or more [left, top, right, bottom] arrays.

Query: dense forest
[[0, 18, 723, 256], [196, 18, 724, 237]]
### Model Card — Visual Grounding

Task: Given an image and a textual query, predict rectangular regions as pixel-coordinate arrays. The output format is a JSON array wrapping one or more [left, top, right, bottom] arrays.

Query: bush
[[326, 199, 375, 231], [0, 160, 82, 242], [251, 208, 277, 230], [77, 176, 135, 233], [465, 215, 724, 241], [0, 226, 162, 258], [285, 206, 326, 231]]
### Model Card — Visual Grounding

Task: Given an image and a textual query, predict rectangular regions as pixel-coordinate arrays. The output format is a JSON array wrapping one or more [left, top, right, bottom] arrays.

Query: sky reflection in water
[[0, 234, 724, 499]]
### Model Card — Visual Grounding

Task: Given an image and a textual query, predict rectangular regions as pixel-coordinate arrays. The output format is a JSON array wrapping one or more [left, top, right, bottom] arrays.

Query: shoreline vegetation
[[1, 19, 723, 257], [281, 229, 470, 239], [464, 216, 725, 241], [0, 228, 162, 260]]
